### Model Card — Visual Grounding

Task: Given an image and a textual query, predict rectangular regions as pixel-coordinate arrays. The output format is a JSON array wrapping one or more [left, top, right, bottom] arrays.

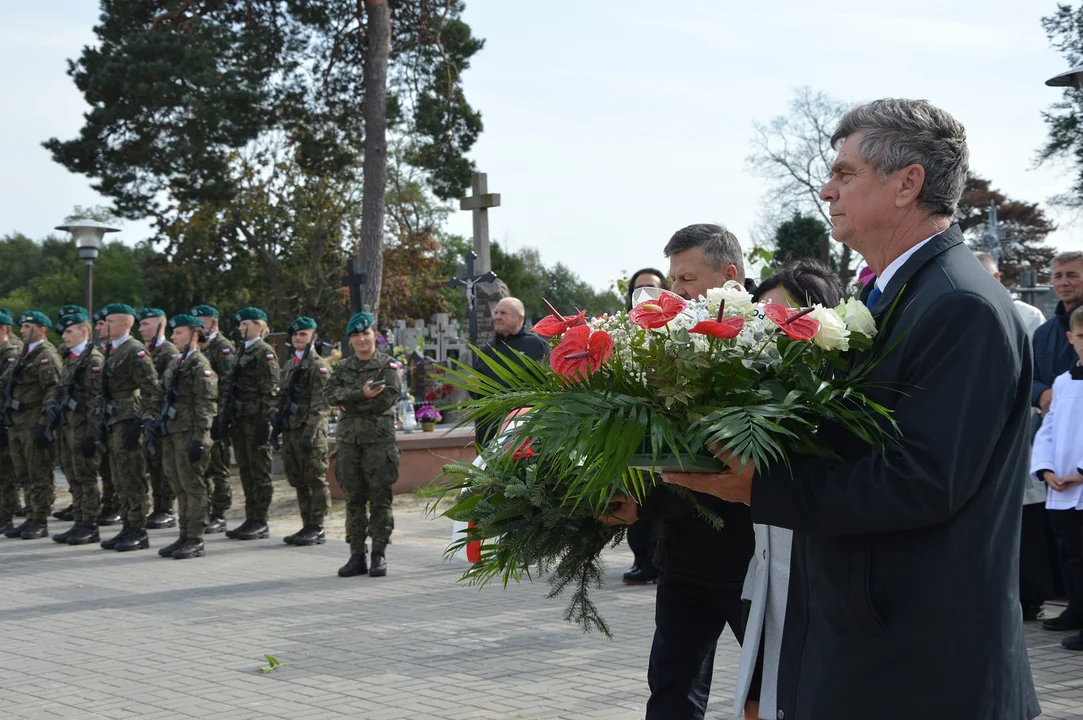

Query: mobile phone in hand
[[369, 379, 387, 389]]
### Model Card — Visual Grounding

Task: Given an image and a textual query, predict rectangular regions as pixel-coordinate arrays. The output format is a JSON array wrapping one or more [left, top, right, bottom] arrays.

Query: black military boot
[[235, 522, 269, 541], [52, 504, 73, 521], [52, 523, 80, 544], [66, 524, 100, 546], [20, 519, 49, 540], [98, 508, 122, 526], [369, 551, 387, 577], [293, 525, 326, 547], [115, 528, 150, 552], [5, 519, 31, 539], [225, 519, 253, 539], [172, 539, 205, 560], [338, 552, 368, 577], [0, 520, 13, 537], [205, 516, 227, 534], [101, 526, 131, 550], [146, 510, 176, 529], [158, 536, 187, 558], [283, 526, 305, 545]]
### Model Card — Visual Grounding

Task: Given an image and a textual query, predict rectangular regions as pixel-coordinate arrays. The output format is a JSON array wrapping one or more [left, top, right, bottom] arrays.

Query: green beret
[[56, 312, 90, 331], [235, 307, 268, 323], [168, 314, 205, 330], [0, 307, 12, 319], [18, 311, 52, 329], [137, 307, 166, 321], [346, 312, 375, 335], [190, 304, 219, 318], [287, 316, 317, 334], [93, 308, 108, 323], [0, 313, 12, 327], [58, 305, 88, 319], [101, 303, 137, 318]]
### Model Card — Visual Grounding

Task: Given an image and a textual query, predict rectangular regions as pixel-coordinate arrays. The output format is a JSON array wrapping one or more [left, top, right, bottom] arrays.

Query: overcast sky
[[2, 0, 1082, 291]]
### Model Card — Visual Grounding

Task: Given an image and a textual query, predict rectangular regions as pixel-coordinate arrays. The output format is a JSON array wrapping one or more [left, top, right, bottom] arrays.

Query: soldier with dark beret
[[93, 307, 121, 526], [0, 310, 25, 536], [219, 307, 280, 541], [97, 303, 161, 552], [51, 312, 105, 546], [192, 304, 235, 533], [49, 305, 88, 523], [137, 307, 179, 530], [326, 312, 401, 578], [2, 311, 62, 540], [277, 316, 333, 547], [154, 314, 217, 560]]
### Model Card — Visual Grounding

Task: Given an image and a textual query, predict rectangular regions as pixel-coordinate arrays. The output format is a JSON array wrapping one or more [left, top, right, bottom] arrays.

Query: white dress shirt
[[1031, 367, 1083, 510]]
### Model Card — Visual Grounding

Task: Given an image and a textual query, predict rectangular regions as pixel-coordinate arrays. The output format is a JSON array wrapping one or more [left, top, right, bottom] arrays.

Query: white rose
[[836, 297, 878, 338], [807, 305, 850, 352], [704, 280, 755, 316]]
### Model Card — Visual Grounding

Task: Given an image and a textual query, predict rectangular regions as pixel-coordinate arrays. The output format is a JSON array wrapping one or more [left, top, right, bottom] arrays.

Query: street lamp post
[[55, 219, 120, 314], [1046, 64, 1083, 90]]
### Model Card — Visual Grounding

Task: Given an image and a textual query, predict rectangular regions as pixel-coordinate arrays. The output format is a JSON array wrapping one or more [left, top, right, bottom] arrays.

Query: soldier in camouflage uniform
[[326, 312, 401, 577], [276, 317, 332, 547], [218, 307, 280, 541], [153, 315, 217, 560], [0, 311, 25, 536], [98, 304, 161, 552], [2, 311, 62, 540], [50, 313, 105, 546], [193, 305, 234, 533], [137, 307, 178, 529], [94, 309, 121, 527], [50, 304, 87, 523]]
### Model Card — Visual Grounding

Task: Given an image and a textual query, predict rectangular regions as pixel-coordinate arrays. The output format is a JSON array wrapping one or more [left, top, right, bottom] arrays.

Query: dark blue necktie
[[865, 284, 882, 309]]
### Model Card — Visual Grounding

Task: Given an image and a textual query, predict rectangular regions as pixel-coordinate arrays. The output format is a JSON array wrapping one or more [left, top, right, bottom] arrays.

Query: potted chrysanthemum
[[415, 405, 442, 432]]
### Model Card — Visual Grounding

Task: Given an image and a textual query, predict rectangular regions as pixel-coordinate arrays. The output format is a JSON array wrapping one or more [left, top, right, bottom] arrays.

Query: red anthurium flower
[[551, 324, 614, 378], [629, 293, 687, 329], [763, 303, 820, 342], [533, 309, 587, 338], [689, 317, 745, 340], [511, 438, 535, 461]]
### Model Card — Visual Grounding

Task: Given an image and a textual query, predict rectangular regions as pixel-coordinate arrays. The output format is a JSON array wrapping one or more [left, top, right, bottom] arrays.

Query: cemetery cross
[[448, 250, 497, 345]]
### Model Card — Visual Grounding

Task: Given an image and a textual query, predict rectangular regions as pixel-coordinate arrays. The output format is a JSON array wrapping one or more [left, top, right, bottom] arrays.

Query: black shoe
[[205, 516, 227, 534], [235, 522, 269, 541], [67, 525, 100, 545], [146, 511, 176, 529], [1063, 632, 1083, 651], [292, 526, 326, 547], [622, 564, 659, 585], [4, 520, 30, 539], [283, 526, 304, 545], [338, 553, 368, 577], [1042, 609, 1083, 632], [98, 508, 122, 526], [115, 529, 150, 552], [172, 539, 205, 560], [158, 536, 187, 558], [53, 524, 79, 544], [52, 504, 73, 521], [225, 519, 254, 539], [1023, 602, 1043, 622], [21, 520, 49, 540], [101, 528, 130, 550], [369, 552, 387, 577], [0, 521, 13, 537]]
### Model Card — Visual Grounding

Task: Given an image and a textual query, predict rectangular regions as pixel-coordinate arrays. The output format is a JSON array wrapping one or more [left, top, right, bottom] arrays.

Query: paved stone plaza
[[3, 495, 1083, 719]]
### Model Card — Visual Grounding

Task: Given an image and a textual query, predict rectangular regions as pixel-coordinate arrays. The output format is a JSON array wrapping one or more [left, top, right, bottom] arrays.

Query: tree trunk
[[357, 0, 391, 317]]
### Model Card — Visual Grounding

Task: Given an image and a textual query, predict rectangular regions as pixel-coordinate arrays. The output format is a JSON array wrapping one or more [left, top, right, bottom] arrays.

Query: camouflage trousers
[[0, 440, 19, 523], [335, 441, 398, 555], [100, 454, 117, 509], [283, 426, 330, 526], [231, 416, 273, 524], [162, 431, 212, 539], [9, 425, 56, 521], [59, 421, 100, 524], [204, 440, 232, 518], [145, 442, 175, 514], [107, 420, 148, 529]]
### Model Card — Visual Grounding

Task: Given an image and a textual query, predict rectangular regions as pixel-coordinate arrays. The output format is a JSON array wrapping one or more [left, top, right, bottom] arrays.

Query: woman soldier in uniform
[[325, 312, 401, 578]]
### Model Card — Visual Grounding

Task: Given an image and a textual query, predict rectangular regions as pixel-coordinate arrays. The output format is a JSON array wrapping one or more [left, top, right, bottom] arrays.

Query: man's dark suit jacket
[[752, 226, 1040, 720]]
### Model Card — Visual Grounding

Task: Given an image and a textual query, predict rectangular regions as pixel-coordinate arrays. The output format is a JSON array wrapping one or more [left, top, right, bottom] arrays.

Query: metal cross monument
[[448, 250, 497, 345], [459, 172, 501, 274], [342, 254, 367, 314]]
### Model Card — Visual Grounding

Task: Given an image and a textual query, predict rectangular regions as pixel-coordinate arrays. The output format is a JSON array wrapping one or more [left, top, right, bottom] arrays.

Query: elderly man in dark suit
[[665, 99, 1040, 720]]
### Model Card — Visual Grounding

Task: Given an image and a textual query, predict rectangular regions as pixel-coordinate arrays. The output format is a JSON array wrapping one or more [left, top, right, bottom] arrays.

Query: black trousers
[[627, 518, 657, 570], [646, 574, 745, 720], [1049, 509, 1083, 615], [1020, 504, 1056, 604]]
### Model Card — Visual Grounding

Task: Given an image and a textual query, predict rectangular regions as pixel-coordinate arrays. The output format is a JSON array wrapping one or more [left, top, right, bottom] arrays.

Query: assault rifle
[[146, 336, 194, 457], [269, 339, 313, 450], [43, 339, 97, 442], [0, 345, 30, 443], [94, 341, 113, 456]]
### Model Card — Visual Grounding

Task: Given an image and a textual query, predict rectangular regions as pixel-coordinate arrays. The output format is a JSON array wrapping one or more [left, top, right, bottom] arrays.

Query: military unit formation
[[0, 304, 402, 577]]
